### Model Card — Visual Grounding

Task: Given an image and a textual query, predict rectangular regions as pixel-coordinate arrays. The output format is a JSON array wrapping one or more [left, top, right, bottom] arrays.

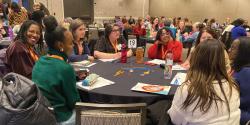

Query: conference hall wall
[[149, 0, 250, 23]]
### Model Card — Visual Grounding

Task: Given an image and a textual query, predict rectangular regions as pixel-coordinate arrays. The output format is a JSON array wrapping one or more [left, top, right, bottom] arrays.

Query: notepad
[[131, 82, 171, 95]]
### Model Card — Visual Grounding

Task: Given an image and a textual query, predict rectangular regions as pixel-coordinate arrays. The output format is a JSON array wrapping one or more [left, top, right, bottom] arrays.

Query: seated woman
[[132, 17, 146, 38], [150, 17, 159, 38], [147, 27, 183, 62], [181, 28, 231, 72], [229, 37, 250, 125], [5, 20, 43, 79], [68, 18, 94, 62], [168, 39, 240, 125], [94, 24, 133, 59], [32, 16, 80, 124], [8, 2, 28, 27]]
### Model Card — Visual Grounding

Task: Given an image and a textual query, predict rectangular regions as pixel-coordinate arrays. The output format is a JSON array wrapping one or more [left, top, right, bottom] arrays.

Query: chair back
[[75, 102, 147, 125], [88, 27, 99, 40]]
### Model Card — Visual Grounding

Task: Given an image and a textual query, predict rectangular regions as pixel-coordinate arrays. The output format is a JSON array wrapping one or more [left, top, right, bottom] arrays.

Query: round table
[[77, 58, 185, 105]]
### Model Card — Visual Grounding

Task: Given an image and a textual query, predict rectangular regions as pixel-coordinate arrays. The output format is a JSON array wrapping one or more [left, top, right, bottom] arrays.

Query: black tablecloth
[[78, 58, 185, 105]]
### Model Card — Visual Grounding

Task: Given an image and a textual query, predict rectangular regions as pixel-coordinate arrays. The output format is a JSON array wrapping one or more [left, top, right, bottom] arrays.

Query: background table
[[0, 38, 11, 49], [78, 58, 186, 105]]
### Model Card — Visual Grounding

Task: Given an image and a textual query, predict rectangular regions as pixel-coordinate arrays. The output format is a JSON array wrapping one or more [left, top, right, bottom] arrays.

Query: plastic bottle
[[120, 44, 127, 63], [146, 28, 150, 38], [164, 51, 173, 79]]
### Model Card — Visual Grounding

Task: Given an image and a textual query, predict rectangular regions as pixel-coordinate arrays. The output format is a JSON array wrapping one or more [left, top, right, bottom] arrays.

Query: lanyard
[[110, 40, 118, 53], [161, 46, 168, 59], [47, 55, 64, 61], [28, 48, 39, 61]]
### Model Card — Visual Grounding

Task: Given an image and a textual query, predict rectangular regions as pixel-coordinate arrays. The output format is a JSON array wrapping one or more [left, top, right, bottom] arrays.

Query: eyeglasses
[[112, 29, 120, 33], [161, 32, 170, 36]]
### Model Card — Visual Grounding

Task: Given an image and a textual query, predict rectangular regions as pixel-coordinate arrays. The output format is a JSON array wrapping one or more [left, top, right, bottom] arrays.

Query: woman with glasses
[[147, 27, 183, 62], [94, 24, 133, 59], [68, 18, 94, 62]]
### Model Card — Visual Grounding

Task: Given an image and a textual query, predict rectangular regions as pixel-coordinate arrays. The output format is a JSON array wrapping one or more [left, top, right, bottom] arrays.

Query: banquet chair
[[75, 102, 147, 125]]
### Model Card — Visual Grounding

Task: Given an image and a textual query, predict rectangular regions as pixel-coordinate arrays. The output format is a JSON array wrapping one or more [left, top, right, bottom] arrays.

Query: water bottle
[[120, 44, 127, 63], [164, 51, 173, 79], [8, 26, 14, 41]]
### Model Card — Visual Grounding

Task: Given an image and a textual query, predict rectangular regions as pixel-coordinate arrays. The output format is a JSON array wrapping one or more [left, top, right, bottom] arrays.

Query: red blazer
[[148, 40, 183, 62]]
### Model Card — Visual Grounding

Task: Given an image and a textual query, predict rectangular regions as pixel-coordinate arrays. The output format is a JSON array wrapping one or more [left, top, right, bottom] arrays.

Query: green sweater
[[32, 49, 80, 122]]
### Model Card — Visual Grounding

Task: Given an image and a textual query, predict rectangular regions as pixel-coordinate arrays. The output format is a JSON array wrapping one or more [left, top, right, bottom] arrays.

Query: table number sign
[[128, 38, 137, 48]]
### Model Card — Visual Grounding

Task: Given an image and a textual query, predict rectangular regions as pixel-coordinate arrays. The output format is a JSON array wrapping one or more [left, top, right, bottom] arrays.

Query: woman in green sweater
[[32, 16, 80, 125]]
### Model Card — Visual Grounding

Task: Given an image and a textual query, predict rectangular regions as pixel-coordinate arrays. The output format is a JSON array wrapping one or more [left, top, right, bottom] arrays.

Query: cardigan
[[32, 48, 80, 122], [68, 41, 90, 62], [5, 40, 38, 79]]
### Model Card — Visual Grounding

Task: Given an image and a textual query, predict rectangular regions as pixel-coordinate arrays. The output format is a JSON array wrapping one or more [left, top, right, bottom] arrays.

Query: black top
[[94, 36, 127, 53]]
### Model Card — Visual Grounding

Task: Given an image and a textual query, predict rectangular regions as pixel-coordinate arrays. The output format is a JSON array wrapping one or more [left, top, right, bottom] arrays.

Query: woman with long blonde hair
[[168, 39, 240, 125]]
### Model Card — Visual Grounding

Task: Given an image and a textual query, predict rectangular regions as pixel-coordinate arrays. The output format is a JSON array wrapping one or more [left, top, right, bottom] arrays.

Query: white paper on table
[[172, 64, 187, 71], [99, 59, 116, 62], [76, 77, 115, 90], [170, 73, 187, 85], [70, 60, 96, 67], [85, 63, 96, 67], [147, 59, 165, 65]]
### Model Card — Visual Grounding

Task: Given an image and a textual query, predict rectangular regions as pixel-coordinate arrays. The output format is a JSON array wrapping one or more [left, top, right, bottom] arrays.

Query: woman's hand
[[88, 56, 95, 62], [114, 52, 121, 59], [181, 61, 190, 69]]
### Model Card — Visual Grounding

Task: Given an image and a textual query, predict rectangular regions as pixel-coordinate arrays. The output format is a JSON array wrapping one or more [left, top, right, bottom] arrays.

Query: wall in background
[[34, 0, 64, 21], [94, 0, 149, 23], [64, 0, 94, 24], [149, 0, 250, 23]]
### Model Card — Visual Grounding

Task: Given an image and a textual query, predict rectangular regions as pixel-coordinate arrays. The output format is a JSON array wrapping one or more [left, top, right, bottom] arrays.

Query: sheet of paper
[[77, 77, 115, 90], [99, 59, 116, 62], [147, 59, 165, 65], [131, 82, 171, 95], [70, 61, 96, 67], [85, 63, 96, 67], [172, 64, 187, 71], [170, 73, 187, 85]]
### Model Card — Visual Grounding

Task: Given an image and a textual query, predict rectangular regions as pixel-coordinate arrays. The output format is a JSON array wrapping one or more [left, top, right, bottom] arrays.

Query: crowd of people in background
[[0, 1, 250, 125]]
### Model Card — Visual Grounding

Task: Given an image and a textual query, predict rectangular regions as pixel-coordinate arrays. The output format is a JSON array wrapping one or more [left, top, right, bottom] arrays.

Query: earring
[[60, 48, 64, 52]]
